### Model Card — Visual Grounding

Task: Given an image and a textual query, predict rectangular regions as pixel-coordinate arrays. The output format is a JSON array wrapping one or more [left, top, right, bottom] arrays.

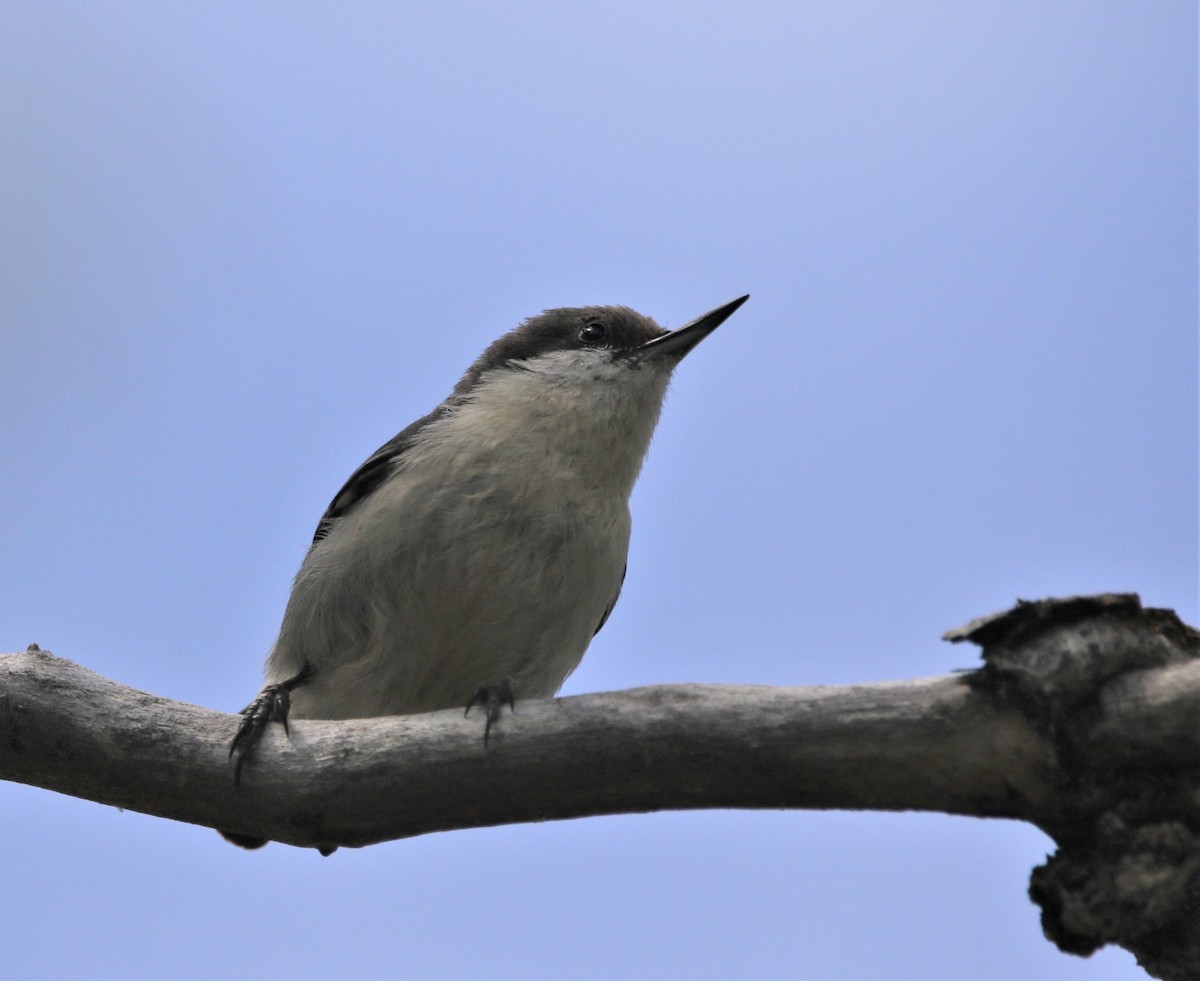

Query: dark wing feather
[[311, 406, 447, 544], [594, 564, 626, 636]]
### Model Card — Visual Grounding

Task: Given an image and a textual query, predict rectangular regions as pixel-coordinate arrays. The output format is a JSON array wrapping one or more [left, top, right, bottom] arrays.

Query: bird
[[223, 294, 749, 846]]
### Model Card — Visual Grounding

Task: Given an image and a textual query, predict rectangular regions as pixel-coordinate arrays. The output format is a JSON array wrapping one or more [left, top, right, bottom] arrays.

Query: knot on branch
[[1030, 817, 1200, 978], [947, 593, 1198, 724], [948, 593, 1200, 979]]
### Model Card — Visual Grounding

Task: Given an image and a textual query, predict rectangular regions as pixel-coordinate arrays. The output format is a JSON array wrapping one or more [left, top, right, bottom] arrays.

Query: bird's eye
[[579, 321, 609, 347]]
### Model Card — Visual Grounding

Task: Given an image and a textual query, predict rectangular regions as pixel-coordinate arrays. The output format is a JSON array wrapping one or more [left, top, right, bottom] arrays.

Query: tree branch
[[0, 650, 1056, 845], [2, 594, 1198, 978]]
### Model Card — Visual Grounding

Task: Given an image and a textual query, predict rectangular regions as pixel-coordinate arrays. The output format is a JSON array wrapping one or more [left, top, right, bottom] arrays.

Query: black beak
[[630, 295, 749, 362]]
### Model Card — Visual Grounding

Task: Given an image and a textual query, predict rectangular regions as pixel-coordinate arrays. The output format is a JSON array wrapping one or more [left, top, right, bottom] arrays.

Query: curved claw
[[464, 677, 516, 745], [228, 664, 312, 787], [228, 685, 290, 787]]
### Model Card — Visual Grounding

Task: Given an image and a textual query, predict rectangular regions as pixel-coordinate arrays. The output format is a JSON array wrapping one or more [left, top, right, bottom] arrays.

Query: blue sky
[[2, 2, 1195, 978]]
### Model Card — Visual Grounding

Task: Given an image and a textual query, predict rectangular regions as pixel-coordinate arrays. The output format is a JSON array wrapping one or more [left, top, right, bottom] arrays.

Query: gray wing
[[311, 406, 447, 544], [313, 403, 625, 637]]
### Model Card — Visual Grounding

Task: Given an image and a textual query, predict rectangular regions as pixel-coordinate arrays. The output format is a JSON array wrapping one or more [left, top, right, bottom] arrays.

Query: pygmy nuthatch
[[226, 295, 749, 834]]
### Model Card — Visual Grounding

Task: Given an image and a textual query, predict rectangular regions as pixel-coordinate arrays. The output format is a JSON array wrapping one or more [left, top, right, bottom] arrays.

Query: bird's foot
[[228, 664, 312, 788], [464, 677, 515, 744]]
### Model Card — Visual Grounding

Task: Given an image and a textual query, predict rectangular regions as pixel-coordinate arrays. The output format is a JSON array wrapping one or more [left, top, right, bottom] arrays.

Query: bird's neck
[[426, 362, 670, 501]]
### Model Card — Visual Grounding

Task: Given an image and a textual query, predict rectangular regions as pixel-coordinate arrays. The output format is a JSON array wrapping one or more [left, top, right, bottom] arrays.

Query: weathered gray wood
[[945, 595, 1200, 981], [1076, 660, 1200, 764], [0, 648, 1056, 849], [3, 594, 1199, 978]]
